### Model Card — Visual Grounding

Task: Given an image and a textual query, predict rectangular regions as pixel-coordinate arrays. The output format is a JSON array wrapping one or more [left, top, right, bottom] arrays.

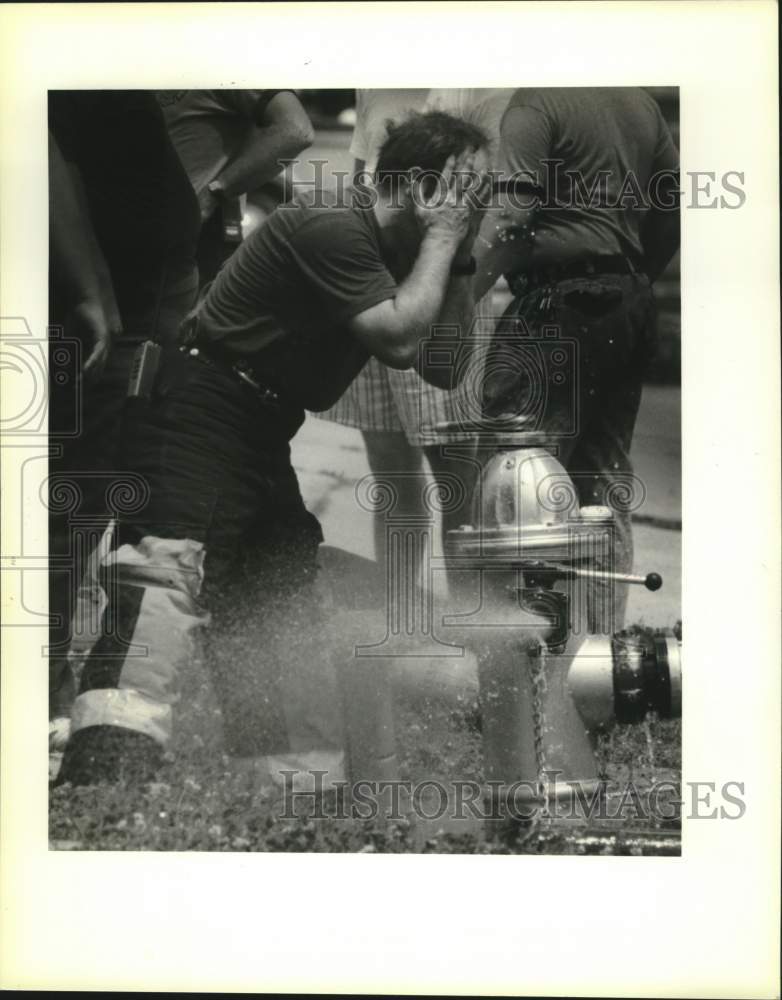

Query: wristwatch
[[451, 255, 477, 276]]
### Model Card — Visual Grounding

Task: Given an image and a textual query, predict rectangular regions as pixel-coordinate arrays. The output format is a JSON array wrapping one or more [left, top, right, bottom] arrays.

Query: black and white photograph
[[45, 83, 684, 855], [0, 2, 778, 996]]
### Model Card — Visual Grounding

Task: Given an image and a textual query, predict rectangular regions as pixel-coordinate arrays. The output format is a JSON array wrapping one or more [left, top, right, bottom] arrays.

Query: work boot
[[54, 724, 163, 787]]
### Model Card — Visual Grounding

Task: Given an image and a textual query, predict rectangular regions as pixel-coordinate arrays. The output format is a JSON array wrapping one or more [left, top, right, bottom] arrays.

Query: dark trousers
[[70, 348, 344, 768], [48, 262, 198, 717], [482, 272, 658, 632]]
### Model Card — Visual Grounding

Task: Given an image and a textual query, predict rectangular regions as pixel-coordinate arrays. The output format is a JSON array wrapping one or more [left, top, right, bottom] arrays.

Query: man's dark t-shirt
[[195, 189, 398, 411]]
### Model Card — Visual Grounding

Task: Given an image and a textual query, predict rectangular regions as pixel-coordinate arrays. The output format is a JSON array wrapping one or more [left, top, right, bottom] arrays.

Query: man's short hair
[[375, 110, 489, 192]]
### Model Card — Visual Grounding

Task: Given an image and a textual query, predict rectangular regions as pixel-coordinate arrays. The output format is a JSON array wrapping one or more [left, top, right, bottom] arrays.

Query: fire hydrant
[[442, 430, 682, 817], [325, 423, 681, 828]]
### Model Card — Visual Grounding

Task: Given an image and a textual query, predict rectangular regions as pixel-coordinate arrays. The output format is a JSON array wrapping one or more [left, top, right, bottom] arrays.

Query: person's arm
[[350, 91, 376, 198], [49, 130, 122, 378], [409, 272, 476, 391], [348, 156, 477, 372], [640, 110, 681, 283], [472, 193, 538, 301], [349, 90, 370, 185], [473, 101, 550, 301], [412, 175, 495, 390], [640, 187, 680, 284], [208, 91, 314, 199], [350, 232, 463, 370], [352, 157, 368, 189]]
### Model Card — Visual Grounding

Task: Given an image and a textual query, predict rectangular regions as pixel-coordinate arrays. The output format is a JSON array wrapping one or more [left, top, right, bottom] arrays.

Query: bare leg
[[362, 429, 427, 578], [423, 443, 479, 584]]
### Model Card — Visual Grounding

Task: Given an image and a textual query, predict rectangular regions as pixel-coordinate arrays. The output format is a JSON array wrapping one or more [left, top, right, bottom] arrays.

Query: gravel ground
[[50, 643, 681, 855]]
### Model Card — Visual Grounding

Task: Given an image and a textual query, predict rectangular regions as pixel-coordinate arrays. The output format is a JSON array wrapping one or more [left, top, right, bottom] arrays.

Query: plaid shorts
[[312, 292, 496, 445]]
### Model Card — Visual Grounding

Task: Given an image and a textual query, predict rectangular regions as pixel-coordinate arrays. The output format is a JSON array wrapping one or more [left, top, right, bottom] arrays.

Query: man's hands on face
[[413, 151, 485, 251], [455, 161, 492, 268]]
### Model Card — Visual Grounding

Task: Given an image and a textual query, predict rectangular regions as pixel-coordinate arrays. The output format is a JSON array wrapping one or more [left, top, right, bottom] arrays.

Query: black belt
[[177, 321, 283, 408], [509, 255, 640, 295]]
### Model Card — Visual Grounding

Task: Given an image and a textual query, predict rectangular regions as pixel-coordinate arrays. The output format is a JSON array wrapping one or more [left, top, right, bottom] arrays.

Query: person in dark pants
[[474, 87, 680, 633], [56, 111, 493, 786], [48, 91, 201, 729]]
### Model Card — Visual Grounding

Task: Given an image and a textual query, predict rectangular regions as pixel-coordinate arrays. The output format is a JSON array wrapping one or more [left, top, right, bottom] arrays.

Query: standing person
[[55, 112, 493, 786], [316, 88, 513, 586], [159, 89, 314, 286], [474, 87, 680, 632], [48, 90, 201, 728]]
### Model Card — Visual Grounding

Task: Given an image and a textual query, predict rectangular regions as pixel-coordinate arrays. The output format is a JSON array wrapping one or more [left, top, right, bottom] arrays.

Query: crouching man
[[57, 111, 492, 786]]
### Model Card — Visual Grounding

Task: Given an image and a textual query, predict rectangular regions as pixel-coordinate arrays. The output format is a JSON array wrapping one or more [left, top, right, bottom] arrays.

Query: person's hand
[[198, 183, 221, 222], [454, 169, 492, 268], [413, 153, 474, 246], [98, 277, 123, 348], [68, 298, 117, 382]]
